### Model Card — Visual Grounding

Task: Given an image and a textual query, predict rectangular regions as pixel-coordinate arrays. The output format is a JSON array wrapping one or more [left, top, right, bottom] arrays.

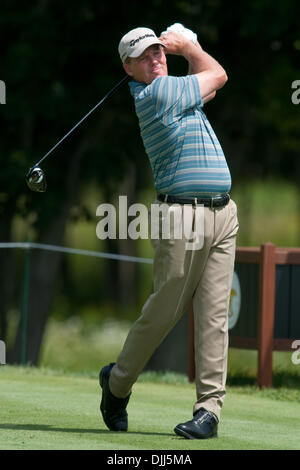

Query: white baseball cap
[[118, 27, 165, 63]]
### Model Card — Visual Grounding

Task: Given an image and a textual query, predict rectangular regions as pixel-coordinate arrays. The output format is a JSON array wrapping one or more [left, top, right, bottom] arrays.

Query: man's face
[[123, 45, 168, 85]]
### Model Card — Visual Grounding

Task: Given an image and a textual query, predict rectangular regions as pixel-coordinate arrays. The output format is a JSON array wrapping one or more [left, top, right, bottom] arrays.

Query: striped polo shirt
[[129, 75, 231, 196]]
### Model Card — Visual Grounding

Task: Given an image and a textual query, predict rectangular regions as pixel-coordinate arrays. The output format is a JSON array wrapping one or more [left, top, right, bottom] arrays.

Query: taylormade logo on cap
[[118, 27, 164, 63], [130, 33, 155, 47]]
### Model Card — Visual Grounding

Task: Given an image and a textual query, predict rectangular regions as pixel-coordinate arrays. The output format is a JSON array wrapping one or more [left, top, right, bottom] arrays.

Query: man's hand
[[160, 23, 198, 45], [159, 31, 195, 57], [160, 32, 227, 101]]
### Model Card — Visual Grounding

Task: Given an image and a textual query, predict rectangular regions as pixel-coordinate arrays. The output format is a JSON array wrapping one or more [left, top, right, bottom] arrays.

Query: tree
[[1, 0, 300, 364]]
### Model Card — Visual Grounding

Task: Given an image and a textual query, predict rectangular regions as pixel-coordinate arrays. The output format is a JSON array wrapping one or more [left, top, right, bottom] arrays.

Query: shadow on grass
[[226, 371, 300, 388], [226, 374, 256, 387], [0, 423, 174, 438]]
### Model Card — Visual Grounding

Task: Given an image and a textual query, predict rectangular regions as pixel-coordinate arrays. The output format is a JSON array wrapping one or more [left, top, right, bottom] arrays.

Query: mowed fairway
[[0, 366, 299, 450]]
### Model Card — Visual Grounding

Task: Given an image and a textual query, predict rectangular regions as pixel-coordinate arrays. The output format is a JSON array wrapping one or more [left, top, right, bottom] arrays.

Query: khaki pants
[[109, 199, 239, 421]]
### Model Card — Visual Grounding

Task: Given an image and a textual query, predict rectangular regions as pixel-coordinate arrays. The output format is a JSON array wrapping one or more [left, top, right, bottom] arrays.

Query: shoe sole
[[99, 366, 108, 418], [99, 369, 109, 428], [174, 426, 218, 440], [99, 364, 128, 432]]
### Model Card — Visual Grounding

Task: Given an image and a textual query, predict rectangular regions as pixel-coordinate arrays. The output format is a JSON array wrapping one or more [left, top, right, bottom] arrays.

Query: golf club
[[26, 75, 130, 192]]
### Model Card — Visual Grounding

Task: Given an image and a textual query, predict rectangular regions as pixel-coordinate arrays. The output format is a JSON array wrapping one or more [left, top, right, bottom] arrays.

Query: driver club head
[[26, 166, 47, 192]]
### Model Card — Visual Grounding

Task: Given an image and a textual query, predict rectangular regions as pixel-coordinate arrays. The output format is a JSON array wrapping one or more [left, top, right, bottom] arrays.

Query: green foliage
[[37, 315, 300, 395], [231, 178, 300, 246], [39, 316, 131, 372], [1, 0, 300, 360], [1, 0, 300, 217]]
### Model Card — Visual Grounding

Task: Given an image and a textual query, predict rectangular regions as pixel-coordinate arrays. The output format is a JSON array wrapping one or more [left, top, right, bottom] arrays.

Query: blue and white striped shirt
[[129, 75, 231, 196]]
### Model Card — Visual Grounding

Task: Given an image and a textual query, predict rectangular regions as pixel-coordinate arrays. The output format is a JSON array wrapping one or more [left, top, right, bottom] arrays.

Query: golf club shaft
[[34, 75, 130, 168]]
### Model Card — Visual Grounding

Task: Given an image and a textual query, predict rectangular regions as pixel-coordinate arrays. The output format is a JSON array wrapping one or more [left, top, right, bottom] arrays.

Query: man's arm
[[202, 91, 216, 104], [159, 32, 227, 100]]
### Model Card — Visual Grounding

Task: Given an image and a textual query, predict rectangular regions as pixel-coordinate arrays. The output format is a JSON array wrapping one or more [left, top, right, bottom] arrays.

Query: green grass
[[1, 366, 300, 450]]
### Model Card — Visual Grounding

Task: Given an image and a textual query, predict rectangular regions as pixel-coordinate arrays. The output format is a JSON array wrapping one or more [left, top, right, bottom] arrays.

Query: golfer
[[100, 25, 239, 439]]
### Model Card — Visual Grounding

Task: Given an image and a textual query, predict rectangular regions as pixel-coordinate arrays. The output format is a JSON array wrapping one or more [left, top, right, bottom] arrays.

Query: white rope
[[0, 242, 153, 265]]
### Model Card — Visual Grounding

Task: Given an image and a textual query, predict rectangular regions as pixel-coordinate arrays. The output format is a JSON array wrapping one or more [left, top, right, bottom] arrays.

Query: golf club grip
[[35, 75, 130, 168]]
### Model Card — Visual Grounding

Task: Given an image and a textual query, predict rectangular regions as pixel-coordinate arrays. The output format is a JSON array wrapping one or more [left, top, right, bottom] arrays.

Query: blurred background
[[1, 0, 300, 380]]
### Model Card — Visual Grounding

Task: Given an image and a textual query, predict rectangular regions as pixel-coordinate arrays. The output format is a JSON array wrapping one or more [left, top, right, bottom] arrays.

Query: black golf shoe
[[174, 408, 218, 439], [99, 362, 131, 432]]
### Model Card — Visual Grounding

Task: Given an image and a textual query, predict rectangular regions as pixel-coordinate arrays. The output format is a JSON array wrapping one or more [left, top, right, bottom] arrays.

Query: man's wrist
[[182, 41, 203, 62], [182, 42, 205, 74]]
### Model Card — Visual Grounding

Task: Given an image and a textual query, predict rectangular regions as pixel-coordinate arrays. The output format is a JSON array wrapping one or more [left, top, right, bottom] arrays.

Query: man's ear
[[123, 63, 133, 77]]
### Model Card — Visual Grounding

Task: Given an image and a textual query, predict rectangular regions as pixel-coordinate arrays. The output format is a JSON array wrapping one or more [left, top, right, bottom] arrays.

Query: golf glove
[[160, 23, 197, 45]]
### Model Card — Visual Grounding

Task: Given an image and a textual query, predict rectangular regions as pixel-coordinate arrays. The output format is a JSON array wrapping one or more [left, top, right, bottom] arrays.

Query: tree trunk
[[101, 164, 138, 317], [117, 164, 137, 314], [9, 123, 109, 365], [0, 205, 16, 342]]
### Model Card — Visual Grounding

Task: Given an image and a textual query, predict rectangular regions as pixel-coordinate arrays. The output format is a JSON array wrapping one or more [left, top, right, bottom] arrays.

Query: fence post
[[257, 243, 276, 388]]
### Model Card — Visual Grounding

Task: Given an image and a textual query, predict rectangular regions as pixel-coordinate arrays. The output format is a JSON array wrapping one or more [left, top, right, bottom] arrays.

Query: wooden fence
[[188, 243, 300, 387]]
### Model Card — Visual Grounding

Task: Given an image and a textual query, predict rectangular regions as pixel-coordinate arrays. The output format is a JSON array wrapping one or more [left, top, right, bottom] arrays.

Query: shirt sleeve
[[150, 75, 203, 126]]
